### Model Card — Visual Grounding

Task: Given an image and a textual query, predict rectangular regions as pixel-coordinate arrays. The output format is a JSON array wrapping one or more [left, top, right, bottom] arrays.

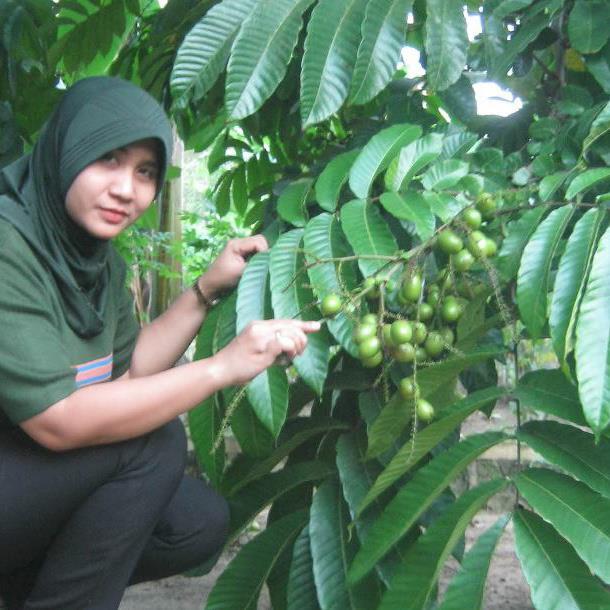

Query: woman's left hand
[[199, 235, 268, 298]]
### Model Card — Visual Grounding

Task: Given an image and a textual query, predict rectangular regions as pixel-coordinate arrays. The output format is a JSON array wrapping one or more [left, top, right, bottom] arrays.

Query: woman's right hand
[[212, 319, 321, 385]]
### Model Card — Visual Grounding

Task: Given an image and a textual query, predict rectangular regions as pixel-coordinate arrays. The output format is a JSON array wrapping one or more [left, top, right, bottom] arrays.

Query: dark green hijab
[[0, 76, 173, 338]]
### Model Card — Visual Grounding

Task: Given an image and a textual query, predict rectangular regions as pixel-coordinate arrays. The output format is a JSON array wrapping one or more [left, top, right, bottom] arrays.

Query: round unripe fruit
[[382, 324, 394, 347], [462, 207, 482, 229], [354, 324, 376, 344], [399, 377, 418, 399], [413, 322, 427, 345], [425, 331, 445, 357], [467, 230, 488, 258], [441, 327, 455, 347], [358, 336, 381, 360], [361, 313, 378, 326], [452, 249, 475, 272], [401, 274, 423, 302], [426, 289, 440, 307], [390, 320, 413, 345], [363, 277, 380, 299], [415, 347, 428, 362], [437, 230, 464, 254], [482, 238, 497, 257], [386, 279, 397, 293], [418, 302, 434, 322], [321, 294, 342, 317], [441, 296, 463, 323], [476, 193, 496, 218], [416, 399, 435, 422], [362, 351, 383, 368], [393, 342, 415, 363]]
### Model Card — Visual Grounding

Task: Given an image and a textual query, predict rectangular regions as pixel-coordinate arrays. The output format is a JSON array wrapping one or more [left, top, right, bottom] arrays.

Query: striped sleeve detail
[[73, 353, 113, 388]]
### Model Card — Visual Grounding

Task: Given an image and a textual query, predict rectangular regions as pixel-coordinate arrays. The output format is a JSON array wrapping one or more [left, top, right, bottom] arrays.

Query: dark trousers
[[0, 419, 229, 610]]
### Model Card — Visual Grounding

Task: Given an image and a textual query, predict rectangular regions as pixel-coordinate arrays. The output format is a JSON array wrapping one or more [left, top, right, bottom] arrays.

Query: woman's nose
[[109, 168, 135, 200]]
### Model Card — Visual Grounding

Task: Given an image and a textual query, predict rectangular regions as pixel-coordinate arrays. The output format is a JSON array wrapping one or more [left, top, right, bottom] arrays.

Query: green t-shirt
[[0, 220, 140, 429]]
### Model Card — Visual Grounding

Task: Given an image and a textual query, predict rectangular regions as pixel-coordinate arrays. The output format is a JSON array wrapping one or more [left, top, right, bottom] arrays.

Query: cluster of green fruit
[[317, 196, 501, 424]]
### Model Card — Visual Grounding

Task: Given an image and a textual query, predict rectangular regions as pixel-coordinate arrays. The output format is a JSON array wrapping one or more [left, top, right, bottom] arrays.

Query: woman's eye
[[139, 166, 158, 181]]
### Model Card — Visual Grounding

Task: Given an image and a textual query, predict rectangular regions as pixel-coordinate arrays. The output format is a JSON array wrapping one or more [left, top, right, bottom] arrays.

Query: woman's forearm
[[21, 355, 233, 451], [129, 276, 212, 377]]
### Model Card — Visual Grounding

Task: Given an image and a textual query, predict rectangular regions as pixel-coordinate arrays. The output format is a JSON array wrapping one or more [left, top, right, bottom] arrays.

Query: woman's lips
[[99, 208, 128, 224]]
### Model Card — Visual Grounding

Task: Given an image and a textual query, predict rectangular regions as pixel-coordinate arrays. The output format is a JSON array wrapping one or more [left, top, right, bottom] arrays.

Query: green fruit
[[482, 238, 497, 257], [321, 294, 342, 317], [413, 321, 427, 345], [441, 327, 455, 347], [361, 313, 378, 326], [363, 276, 380, 299], [437, 230, 464, 254], [353, 324, 376, 344], [441, 296, 463, 323], [385, 279, 397, 293], [476, 193, 496, 218], [452, 249, 475, 272], [416, 399, 435, 422], [418, 302, 434, 322], [399, 377, 418, 399], [462, 207, 482, 229], [390, 320, 413, 345], [392, 342, 415, 363], [415, 347, 428, 362], [359, 336, 381, 360], [401, 274, 422, 302], [467, 230, 488, 258], [426, 288, 441, 307], [424, 331, 445, 357], [362, 351, 383, 368]]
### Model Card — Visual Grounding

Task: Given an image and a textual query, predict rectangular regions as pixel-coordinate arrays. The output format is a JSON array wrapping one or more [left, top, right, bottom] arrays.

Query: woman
[[0, 76, 318, 609]]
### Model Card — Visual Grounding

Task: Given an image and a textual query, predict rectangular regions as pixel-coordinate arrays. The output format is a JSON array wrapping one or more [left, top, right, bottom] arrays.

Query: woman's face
[[65, 139, 160, 240]]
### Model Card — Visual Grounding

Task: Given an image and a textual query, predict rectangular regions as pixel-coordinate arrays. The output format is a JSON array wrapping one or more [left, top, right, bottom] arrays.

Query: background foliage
[[4, 0, 610, 608]]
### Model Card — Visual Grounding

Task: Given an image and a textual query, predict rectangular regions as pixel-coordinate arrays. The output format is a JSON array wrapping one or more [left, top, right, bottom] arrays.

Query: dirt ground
[[120, 405, 535, 610]]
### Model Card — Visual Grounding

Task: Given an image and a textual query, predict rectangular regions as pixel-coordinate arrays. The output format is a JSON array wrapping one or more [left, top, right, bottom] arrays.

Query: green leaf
[[348, 0, 412, 105], [230, 400, 275, 459], [377, 479, 509, 610], [421, 159, 469, 191], [550, 209, 604, 369], [514, 509, 610, 610], [303, 214, 359, 356], [538, 170, 570, 202], [349, 123, 422, 198], [286, 526, 320, 610], [277, 178, 313, 227], [231, 164, 249, 215], [170, 0, 258, 108], [583, 101, 610, 157], [215, 172, 232, 217], [384, 133, 444, 191], [514, 369, 587, 427], [310, 479, 380, 610], [492, 0, 535, 20], [566, 168, 610, 200], [576, 226, 610, 434], [568, 0, 610, 54], [226, 0, 314, 119], [357, 386, 505, 514], [237, 252, 289, 437], [518, 420, 610, 499], [379, 191, 435, 241], [349, 432, 507, 584], [514, 468, 610, 583], [300, 0, 368, 126], [425, 0, 468, 91], [206, 510, 308, 610], [229, 461, 333, 539], [270, 229, 331, 395], [227, 417, 349, 494], [364, 391, 412, 460], [340, 199, 398, 277], [438, 515, 510, 610], [517, 205, 574, 340], [315, 148, 360, 212]]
